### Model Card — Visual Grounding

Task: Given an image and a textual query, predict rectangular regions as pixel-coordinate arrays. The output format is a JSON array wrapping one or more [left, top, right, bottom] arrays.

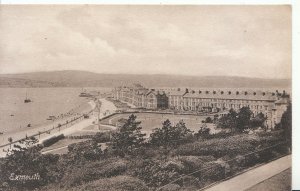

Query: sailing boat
[[24, 91, 32, 103], [79, 88, 92, 97]]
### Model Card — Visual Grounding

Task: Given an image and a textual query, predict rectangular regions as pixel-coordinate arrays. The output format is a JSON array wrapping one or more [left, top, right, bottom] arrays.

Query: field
[[100, 112, 216, 135]]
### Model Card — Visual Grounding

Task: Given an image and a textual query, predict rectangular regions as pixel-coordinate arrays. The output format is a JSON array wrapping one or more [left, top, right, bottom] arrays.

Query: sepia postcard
[[0, 3, 295, 191]]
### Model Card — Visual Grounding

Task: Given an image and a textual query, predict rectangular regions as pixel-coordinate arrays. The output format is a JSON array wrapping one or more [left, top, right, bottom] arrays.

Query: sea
[[0, 87, 111, 134]]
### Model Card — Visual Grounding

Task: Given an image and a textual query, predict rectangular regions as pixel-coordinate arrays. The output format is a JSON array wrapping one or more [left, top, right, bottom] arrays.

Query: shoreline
[[0, 98, 117, 157], [0, 99, 95, 149]]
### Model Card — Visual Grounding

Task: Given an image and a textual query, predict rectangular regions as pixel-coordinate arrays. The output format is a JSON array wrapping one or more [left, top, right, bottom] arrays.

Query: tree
[[110, 114, 146, 156], [149, 119, 192, 147], [278, 103, 292, 147], [251, 112, 267, 128], [205, 117, 213, 123], [68, 140, 103, 161], [195, 122, 210, 138], [236, 107, 253, 131], [8, 137, 13, 149], [217, 109, 238, 132], [213, 114, 219, 123]]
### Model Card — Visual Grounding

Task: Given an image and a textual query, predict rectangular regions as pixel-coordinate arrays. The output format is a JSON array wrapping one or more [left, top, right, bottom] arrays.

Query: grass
[[100, 112, 211, 133], [41, 138, 88, 152]]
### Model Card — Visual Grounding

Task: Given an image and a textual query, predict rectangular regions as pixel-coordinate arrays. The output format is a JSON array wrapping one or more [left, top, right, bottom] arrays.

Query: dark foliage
[[110, 114, 146, 157], [42, 134, 65, 147], [149, 119, 193, 147]]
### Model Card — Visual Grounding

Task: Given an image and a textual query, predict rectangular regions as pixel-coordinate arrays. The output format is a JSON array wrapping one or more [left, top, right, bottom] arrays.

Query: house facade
[[168, 88, 290, 129], [112, 84, 168, 110], [112, 84, 290, 129]]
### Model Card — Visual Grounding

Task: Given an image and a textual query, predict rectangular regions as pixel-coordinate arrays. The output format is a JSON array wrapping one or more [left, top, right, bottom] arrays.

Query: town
[[112, 83, 290, 129]]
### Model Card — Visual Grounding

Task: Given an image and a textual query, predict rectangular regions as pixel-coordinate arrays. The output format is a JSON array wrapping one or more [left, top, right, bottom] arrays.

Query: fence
[[156, 141, 290, 191]]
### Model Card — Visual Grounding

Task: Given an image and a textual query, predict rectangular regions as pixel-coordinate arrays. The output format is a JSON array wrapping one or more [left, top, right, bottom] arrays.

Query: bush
[[128, 159, 181, 188], [61, 159, 127, 188], [71, 176, 149, 191], [92, 132, 111, 143], [175, 135, 258, 158], [179, 156, 209, 173], [0, 146, 61, 190], [42, 134, 65, 147]]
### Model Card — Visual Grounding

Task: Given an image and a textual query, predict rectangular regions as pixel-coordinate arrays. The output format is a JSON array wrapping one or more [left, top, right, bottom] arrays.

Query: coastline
[[0, 99, 95, 156], [0, 98, 116, 157]]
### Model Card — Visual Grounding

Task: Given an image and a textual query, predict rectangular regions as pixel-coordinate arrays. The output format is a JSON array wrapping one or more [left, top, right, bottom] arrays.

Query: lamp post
[[96, 99, 101, 130]]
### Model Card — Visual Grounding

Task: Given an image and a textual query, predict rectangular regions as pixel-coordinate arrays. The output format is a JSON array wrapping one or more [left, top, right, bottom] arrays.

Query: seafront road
[[38, 98, 117, 144], [202, 155, 291, 191]]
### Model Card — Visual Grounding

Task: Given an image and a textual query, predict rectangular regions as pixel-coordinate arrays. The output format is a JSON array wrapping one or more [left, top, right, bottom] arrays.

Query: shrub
[[175, 135, 258, 158], [42, 134, 65, 147], [61, 159, 127, 188], [93, 132, 111, 143], [129, 159, 181, 188], [71, 176, 149, 191], [179, 156, 209, 173], [67, 140, 103, 161]]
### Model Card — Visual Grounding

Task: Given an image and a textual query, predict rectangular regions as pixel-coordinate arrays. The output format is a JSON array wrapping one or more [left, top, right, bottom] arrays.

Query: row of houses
[[112, 83, 168, 109], [112, 84, 290, 129]]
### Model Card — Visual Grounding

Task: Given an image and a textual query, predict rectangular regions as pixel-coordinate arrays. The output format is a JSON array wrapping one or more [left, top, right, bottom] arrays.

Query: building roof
[[275, 99, 289, 104], [182, 90, 278, 101], [167, 90, 187, 96]]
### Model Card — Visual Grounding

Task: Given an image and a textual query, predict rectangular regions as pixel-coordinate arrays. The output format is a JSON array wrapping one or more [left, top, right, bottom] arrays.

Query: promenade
[[203, 155, 291, 191]]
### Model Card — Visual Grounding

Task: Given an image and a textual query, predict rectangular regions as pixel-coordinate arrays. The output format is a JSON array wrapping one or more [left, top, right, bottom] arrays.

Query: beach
[[0, 96, 116, 157]]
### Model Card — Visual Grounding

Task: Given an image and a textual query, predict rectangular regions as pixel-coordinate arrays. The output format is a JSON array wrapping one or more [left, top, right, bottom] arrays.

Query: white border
[[0, 0, 299, 190], [0, 0, 294, 5]]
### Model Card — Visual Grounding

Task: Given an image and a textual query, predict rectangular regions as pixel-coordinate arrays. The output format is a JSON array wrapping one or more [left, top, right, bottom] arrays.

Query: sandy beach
[[0, 98, 117, 157]]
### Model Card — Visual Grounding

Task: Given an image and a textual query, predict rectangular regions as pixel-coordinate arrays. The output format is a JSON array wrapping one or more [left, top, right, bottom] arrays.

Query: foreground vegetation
[[0, 105, 291, 191]]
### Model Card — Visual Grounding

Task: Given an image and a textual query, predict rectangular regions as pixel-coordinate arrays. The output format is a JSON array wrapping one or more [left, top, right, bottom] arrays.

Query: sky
[[0, 5, 291, 79]]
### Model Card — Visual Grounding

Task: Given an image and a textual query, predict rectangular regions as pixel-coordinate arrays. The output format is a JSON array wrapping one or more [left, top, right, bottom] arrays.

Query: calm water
[[0, 87, 111, 133]]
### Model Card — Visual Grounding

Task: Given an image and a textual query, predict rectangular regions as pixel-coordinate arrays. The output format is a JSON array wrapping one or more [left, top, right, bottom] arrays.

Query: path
[[246, 168, 291, 191], [39, 98, 117, 143], [203, 155, 291, 191], [42, 145, 69, 154]]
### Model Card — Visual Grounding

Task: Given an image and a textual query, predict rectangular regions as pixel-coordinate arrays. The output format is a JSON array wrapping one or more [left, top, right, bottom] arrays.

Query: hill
[[0, 70, 291, 89]]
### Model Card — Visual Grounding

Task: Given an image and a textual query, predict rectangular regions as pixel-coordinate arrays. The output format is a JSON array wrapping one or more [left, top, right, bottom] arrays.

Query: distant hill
[[0, 70, 291, 89], [0, 77, 64, 88]]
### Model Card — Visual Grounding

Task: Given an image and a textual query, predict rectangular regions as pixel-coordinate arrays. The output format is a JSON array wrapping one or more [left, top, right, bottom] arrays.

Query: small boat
[[47, 116, 56, 120], [24, 91, 32, 103], [79, 89, 92, 97], [79, 92, 92, 97]]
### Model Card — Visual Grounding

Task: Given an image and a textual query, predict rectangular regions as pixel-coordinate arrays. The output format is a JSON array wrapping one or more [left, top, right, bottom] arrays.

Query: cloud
[[0, 5, 291, 79]]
